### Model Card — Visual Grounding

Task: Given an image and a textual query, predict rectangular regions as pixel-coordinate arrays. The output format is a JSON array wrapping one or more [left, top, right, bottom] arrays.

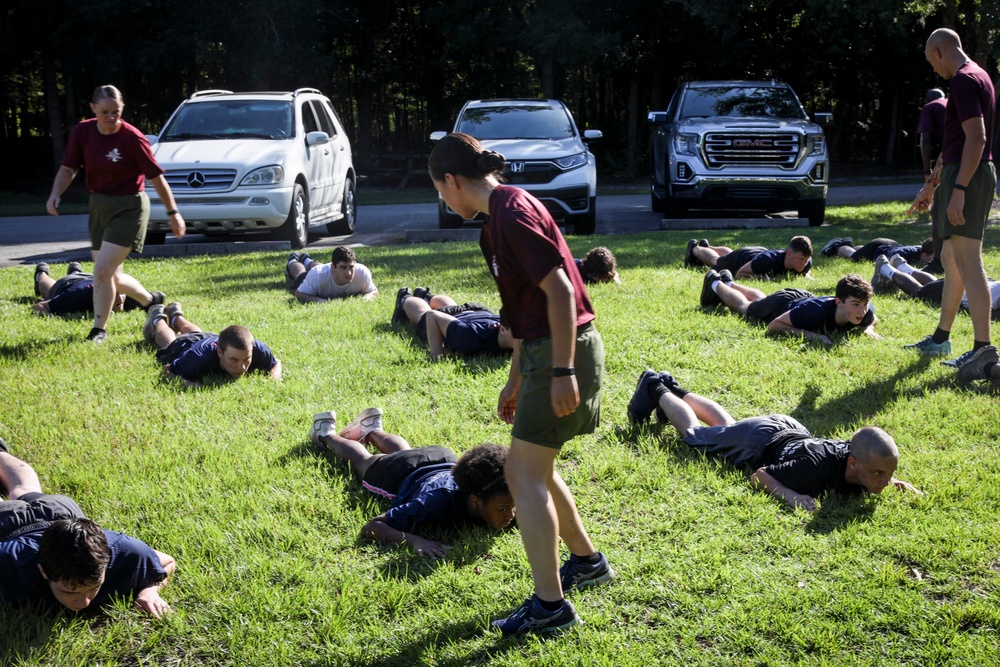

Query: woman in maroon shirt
[[429, 133, 612, 636], [46, 85, 185, 342]]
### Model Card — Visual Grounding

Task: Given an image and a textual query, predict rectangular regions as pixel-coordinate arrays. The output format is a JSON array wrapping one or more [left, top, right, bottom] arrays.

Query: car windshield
[[457, 106, 575, 140], [680, 87, 805, 120], [160, 100, 293, 141]]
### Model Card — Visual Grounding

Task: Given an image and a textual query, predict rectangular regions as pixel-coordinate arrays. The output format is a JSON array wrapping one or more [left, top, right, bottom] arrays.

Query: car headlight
[[240, 166, 284, 186], [807, 134, 826, 157], [553, 152, 588, 170], [674, 133, 698, 156]]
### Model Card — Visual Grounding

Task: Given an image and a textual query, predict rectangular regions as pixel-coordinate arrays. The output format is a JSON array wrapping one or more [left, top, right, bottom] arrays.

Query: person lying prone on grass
[[309, 407, 514, 557], [627, 370, 922, 512], [143, 302, 282, 388], [0, 437, 175, 617]]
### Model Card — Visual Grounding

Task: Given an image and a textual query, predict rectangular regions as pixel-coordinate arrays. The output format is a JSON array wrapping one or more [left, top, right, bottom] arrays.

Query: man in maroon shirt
[[907, 28, 996, 371], [918, 88, 947, 272]]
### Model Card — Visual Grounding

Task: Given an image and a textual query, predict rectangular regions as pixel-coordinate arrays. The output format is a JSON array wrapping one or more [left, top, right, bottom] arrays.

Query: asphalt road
[[0, 182, 918, 268]]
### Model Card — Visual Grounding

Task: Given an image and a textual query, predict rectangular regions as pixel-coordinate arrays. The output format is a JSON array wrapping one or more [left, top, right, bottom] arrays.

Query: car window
[[457, 106, 575, 140], [301, 102, 320, 134], [309, 100, 336, 137], [322, 100, 344, 135], [161, 100, 292, 140], [679, 87, 805, 120]]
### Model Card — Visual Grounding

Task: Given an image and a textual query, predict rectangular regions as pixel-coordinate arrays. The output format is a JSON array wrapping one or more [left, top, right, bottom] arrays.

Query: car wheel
[[326, 177, 357, 235], [278, 183, 309, 249], [651, 177, 665, 213], [438, 200, 463, 229], [801, 200, 826, 227], [664, 190, 687, 219], [144, 230, 167, 246], [571, 197, 597, 235]]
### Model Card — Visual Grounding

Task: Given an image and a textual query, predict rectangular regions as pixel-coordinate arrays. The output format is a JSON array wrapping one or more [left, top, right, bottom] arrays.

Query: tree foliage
[[2, 0, 997, 180]]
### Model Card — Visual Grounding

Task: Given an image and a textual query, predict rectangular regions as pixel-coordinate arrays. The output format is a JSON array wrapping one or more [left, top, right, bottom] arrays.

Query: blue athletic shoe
[[955, 345, 999, 382], [560, 552, 615, 593], [904, 335, 952, 357], [627, 370, 662, 424], [942, 347, 983, 369], [491, 595, 580, 636]]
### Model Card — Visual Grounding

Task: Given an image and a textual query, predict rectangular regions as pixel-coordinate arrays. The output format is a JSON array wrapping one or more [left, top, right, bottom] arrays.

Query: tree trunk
[[627, 79, 639, 177], [356, 4, 374, 169], [884, 86, 898, 166], [43, 55, 64, 172]]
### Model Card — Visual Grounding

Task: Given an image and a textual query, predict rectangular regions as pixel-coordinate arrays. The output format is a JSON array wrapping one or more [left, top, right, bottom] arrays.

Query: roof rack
[[293, 88, 322, 97], [189, 90, 234, 99]]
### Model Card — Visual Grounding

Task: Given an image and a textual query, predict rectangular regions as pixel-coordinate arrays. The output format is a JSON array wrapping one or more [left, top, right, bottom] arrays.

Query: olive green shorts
[[511, 322, 603, 449], [938, 161, 996, 241], [88, 191, 150, 253]]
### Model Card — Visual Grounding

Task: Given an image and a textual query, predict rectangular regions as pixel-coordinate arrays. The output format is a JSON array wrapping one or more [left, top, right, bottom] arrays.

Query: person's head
[[37, 518, 111, 612], [497, 307, 513, 350], [89, 85, 124, 134], [217, 325, 255, 378], [428, 133, 505, 220], [834, 274, 873, 325], [785, 236, 813, 273], [920, 238, 935, 264], [925, 28, 965, 79], [924, 88, 946, 104], [330, 246, 357, 286], [579, 246, 619, 284], [452, 443, 515, 529], [846, 427, 900, 494]]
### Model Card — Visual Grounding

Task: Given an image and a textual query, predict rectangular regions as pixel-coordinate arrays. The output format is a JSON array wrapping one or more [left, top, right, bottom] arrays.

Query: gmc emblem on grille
[[509, 162, 525, 173], [732, 139, 773, 148], [187, 171, 206, 188]]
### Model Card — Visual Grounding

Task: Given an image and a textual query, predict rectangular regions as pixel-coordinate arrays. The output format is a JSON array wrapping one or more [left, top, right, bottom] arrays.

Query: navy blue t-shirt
[[382, 463, 474, 532], [45, 274, 141, 315], [787, 296, 875, 334], [718, 247, 809, 278], [168, 335, 278, 382], [446, 310, 503, 355], [0, 528, 166, 608]]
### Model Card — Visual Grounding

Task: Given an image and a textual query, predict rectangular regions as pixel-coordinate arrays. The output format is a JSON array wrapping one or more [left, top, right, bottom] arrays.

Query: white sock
[[711, 280, 723, 294], [895, 260, 915, 275], [879, 263, 895, 280]]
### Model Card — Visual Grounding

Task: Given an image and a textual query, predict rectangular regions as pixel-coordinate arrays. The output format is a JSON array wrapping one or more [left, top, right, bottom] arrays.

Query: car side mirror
[[813, 112, 833, 126], [647, 112, 669, 124], [145, 134, 158, 146], [583, 129, 603, 142], [429, 131, 446, 143], [306, 131, 331, 147]]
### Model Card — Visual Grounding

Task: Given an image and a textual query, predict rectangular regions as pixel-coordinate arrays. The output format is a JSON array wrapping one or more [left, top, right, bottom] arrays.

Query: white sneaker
[[311, 411, 337, 445], [339, 408, 384, 441], [889, 254, 907, 270]]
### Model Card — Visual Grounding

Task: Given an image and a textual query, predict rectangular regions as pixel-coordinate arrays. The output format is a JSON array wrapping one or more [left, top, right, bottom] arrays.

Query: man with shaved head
[[627, 369, 922, 512], [908, 28, 996, 373]]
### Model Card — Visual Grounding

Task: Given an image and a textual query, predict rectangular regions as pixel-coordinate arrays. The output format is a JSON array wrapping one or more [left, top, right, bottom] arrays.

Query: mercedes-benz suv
[[145, 88, 356, 248], [430, 99, 602, 234]]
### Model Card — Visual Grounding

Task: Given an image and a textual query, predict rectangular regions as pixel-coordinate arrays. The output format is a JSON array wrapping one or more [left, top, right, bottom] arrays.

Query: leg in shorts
[[916, 279, 945, 307], [88, 192, 150, 253], [938, 161, 997, 240], [0, 493, 85, 540], [744, 289, 814, 325], [360, 446, 457, 500], [682, 415, 811, 469]]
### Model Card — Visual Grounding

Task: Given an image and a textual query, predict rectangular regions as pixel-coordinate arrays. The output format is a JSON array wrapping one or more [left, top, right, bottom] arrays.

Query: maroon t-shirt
[[917, 97, 946, 149], [480, 185, 595, 340], [62, 119, 164, 195], [940, 61, 995, 164]]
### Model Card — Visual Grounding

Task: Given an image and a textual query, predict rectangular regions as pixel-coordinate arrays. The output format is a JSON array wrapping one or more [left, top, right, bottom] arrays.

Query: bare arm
[[361, 286, 379, 301], [750, 468, 818, 511], [425, 311, 455, 360], [735, 260, 757, 280], [147, 175, 186, 239], [133, 550, 176, 618], [539, 266, 580, 417], [767, 312, 832, 346], [946, 116, 987, 227], [361, 515, 448, 557], [269, 359, 283, 381], [497, 339, 522, 424], [33, 301, 54, 317], [891, 477, 923, 495], [920, 131, 936, 175], [46, 166, 77, 215], [161, 364, 202, 388]]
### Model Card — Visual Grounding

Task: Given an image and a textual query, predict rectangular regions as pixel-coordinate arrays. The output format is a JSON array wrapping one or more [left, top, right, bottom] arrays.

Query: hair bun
[[477, 150, 506, 174]]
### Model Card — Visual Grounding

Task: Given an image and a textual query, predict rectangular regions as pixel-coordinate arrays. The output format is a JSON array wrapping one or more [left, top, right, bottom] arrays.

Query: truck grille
[[163, 169, 238, 191], [703, 133, 800, 168]]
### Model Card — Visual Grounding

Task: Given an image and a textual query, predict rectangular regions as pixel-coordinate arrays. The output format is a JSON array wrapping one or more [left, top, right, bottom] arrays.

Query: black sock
[[973, 340, 990, 351], [536, 597, 564, 611], [649, 382, 670, 402], [579, 552, 601, 565], [932, 328, 950, 345]]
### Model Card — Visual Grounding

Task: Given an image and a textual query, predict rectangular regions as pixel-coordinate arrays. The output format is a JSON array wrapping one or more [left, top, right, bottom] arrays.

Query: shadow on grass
[[0, 603, 61, 663], [0, 334, 80, 361], [803, 494, 877, 534]]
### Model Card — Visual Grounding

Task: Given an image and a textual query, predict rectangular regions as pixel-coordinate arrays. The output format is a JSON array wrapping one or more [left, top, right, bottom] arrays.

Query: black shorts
[[415, 303, 493, 342], [852, 239, 894, 262], [683, 415, 811, 469], [916, 280, 945, 307], [155, 331, 215, 363], [0, 493, 85, 541], [745, 288, 814, 325], [360, 446, 456, 499]]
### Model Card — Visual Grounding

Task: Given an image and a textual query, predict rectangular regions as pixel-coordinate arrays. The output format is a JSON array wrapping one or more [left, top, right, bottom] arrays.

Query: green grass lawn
[[1, 204, 998, 666]]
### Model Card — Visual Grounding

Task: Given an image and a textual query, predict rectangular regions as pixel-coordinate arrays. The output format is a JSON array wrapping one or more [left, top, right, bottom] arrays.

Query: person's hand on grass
[[135, 586, 172, 618], [892, 478, 923, 495], [412, 537, 448, 558], [790, 493, 818, 512]]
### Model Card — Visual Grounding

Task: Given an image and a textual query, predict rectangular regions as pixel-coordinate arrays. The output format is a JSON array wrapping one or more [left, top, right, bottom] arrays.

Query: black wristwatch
[[552, 367, 575, 377], [166, 209, 180, 216]]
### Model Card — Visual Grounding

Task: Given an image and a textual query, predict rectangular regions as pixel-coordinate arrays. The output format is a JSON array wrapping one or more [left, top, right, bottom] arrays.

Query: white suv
[[145, 88, 356, 248], [430, 99, 601, 234]]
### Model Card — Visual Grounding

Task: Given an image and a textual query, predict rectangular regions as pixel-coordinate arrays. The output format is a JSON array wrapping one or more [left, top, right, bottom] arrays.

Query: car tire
[[326, 177, 357, 235], [800, 200, 826, 227], [664, 189, 687, 219], [651, 177, 666, 213], [438, 200, 463, 229], [278, 183, 309, 249], [144, 230, 167, 246], [571, 197, 597, 235]]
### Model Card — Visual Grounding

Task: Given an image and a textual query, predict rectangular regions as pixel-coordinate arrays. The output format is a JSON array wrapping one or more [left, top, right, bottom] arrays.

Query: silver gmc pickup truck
[[648, 80, 832, 226]]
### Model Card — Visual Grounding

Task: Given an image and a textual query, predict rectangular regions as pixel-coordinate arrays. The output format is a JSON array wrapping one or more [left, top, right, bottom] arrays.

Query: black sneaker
[[560, 552, 615, 594], [67, 262, 83, 275], [820, 238, 843, 257], [627, 369, 662, 425], [34, 263, 50, 296], [718, 269, 734, 283], [413, 287, 434, 303], [392, 287, 412, 324], [654, 370, 685, 421], [684, 239, 698, 267], [491, 595, 580, 636], [701, 270, 722, 307], [0, 436, 9, 454], [147, 292, 166, 310], [698, 238, 710, 247], [85, 327, 108, 343]]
